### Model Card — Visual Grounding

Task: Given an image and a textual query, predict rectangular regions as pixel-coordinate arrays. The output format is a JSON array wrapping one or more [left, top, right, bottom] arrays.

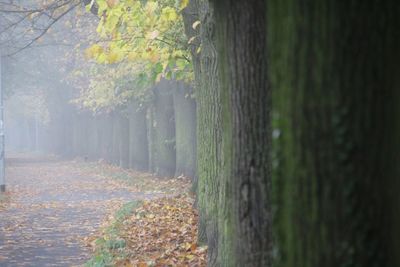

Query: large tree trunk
[[183, 1, 225, 264], [195, 0, 223, 264], [213, 0, 272, 266], [269, 1, 400, 266], [173, 81, 197, 178]]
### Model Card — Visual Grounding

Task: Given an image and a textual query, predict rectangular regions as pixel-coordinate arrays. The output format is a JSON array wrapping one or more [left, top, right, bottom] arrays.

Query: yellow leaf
[[188, 36, 196, 44], [180, 0, 189, 10], [85, 44, 103, 59], [192, 20, 201, 30], [185, 254, 195, 260], [106, 51, 121, 64], [161, 7, 178, 22]]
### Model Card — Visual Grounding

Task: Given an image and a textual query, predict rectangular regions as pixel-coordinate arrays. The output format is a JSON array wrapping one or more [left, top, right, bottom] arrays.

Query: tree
[[152, 80, 176, 177], [184, 0, 222, 265], [128, 101, 149, 171], [211, 1, 272, 266], [269, 0, 400, 266], [173, 81, 196, 178]]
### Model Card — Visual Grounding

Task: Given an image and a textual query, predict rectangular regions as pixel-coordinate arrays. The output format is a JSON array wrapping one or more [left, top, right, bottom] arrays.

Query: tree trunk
[[111, 112, 121, 165], [87, 115, 98, 161], [194, 0, 223, 264], [128, 101, 149, 171], [213, 0, 272, 266], [119, 113, 130, 169], [173, 81, 197, 178], [269, 1, 400, 266], [102, 113, 114, 163], [152, 81, 176, 177], [147, 103, 157, 173], [182, 0, 201, 192]]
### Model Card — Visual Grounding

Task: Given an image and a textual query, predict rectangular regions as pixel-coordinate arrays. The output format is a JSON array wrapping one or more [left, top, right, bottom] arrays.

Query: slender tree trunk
[[111, 112, 121, 165], [119, 113, 130, 169], [87, 115, 98, 161], [103, 113, 114, 163], [147, 103, 156, 173], [81, 113, 90, 157], [269, 1, 400, 266], [213, 0, 272, 266]]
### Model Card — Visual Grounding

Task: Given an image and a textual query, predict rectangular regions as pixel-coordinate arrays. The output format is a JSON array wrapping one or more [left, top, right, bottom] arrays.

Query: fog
[[3, 3, 96, 156], [0, 1, 198, 264], [1, 3, 195, 179], [2, 0, 398, 267]]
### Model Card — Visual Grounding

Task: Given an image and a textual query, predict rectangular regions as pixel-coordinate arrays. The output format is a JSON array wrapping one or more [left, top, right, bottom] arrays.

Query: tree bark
[[173, 81, 197, 178], [196, 0, 223, 264], [102, 113, 114, 163], [213, 0, 272, 266], [153, 80, 176, 177], [119, 112, 130, 169], [269, 0, 400, 266], [111, 112, 121, 165], [128, 101, 149, 171]]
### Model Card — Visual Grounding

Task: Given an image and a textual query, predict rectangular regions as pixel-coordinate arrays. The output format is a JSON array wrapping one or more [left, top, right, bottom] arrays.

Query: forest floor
[[0, 153, 206, 267]]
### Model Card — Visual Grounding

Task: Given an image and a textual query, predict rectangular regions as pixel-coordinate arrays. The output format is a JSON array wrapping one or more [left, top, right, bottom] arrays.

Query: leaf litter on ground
[[84, 194, 207, 267], [1, 154, 203, 266]]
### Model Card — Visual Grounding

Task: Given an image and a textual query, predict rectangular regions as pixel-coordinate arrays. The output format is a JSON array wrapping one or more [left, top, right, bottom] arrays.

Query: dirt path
[[0, 155, 160, 267]]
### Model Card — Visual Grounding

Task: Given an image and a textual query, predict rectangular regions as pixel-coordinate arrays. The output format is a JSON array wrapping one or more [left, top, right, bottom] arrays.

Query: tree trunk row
[[32, 80, 197, 180], [185, 0, 400, 266]]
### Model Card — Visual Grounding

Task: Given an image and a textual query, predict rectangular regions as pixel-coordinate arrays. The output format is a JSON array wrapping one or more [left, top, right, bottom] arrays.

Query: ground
[[0, 154, 205, 267]]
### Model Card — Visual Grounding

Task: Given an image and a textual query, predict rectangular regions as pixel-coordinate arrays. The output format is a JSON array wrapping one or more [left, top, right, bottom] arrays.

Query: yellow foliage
[[127, 51, 139, 61], [86, 0, 193, 92], [106, 51, 122, 64], [180, 0, 189, 10], [161, 7, 178, 22], [85, 44, 104, 59], [145, 1, 158, 15], [145, 30, 159, 40]]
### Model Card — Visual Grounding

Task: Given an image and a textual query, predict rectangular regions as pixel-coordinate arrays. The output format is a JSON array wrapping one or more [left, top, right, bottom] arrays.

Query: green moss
[[270, 1, 400, 267]]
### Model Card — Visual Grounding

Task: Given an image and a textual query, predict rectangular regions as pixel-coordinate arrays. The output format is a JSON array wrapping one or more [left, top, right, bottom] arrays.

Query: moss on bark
[[213, 0, 272, 266], [269, 1, 400, 266]]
